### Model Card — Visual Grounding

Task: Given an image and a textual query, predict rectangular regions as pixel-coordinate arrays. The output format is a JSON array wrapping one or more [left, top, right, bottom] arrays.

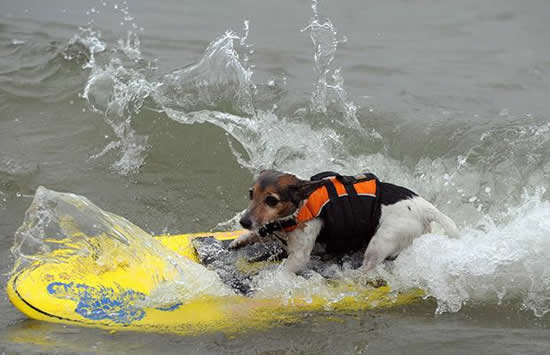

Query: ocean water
[[1, 0, 550, 354]]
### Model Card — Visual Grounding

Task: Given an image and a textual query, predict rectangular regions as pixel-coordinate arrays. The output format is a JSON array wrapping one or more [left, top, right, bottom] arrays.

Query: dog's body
[[229, 170, 458, 274]]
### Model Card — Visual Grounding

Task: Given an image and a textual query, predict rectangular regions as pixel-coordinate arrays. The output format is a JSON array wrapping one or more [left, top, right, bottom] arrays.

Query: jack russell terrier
[[229, 170, 458, 274]]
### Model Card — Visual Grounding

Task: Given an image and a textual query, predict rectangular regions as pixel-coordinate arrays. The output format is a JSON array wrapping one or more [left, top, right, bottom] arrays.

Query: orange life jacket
[[270, 172, 382, 254], [285, 176, 378, 231]]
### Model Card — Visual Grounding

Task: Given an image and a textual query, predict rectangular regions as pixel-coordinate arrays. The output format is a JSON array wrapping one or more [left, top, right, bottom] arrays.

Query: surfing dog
[[229, 170, 458, 274]]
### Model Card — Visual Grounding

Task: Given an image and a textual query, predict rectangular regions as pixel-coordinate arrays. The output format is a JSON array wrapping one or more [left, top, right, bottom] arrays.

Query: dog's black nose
[[239, 216, 252, 229]]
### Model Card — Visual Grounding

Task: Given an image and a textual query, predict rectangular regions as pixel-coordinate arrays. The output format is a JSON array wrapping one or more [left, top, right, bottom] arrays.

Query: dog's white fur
[[230, 195, 458, 273]]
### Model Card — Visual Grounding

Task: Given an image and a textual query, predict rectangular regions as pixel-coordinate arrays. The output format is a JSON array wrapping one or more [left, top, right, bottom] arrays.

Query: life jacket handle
[[310, 171, 379, 184], [310, 171, 342, 181]]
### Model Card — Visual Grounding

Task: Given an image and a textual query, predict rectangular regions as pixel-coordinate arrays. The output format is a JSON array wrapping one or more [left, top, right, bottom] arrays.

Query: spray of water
[[302, 0, 359, 129], [77, 3, 157, 175], [377, 188, 550, 316], [10, 186, 233, 304]]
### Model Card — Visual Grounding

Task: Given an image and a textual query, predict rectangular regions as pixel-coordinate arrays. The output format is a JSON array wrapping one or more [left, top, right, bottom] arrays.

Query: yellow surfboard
[[7, 230, 423, 335]]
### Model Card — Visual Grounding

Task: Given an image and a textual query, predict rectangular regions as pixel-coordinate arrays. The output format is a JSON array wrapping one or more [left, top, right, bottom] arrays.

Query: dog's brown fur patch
[[245, 170, 302, 228]]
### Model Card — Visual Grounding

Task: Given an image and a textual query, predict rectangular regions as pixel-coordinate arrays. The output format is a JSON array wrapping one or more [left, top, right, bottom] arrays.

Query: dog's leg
[[361, 201, 426, 272], [283, 219, 323, 273], [228, 231, 260, 249], [361, 226, 402, 272]]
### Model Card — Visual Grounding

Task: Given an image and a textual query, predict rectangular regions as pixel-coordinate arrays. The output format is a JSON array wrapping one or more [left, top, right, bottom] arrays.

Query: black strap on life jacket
[[257, 218, 297, 238], [343, 180, 362, 236], [324, 179, 339, 200], [310, 171, 381, 253], [311, 172, 367, 236]]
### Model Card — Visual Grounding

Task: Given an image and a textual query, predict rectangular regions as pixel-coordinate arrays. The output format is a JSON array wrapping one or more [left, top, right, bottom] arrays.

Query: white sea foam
[[377, 189, 550, 316]]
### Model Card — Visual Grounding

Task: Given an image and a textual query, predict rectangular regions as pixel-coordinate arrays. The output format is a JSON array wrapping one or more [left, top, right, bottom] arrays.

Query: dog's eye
[[264, 195, 279, 207], [249, 188, 253, 200]]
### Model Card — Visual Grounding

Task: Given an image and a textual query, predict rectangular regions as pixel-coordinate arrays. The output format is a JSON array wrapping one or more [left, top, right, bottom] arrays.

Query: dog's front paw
[[228, 238, 245, 250], [228, 232, 258, 250]]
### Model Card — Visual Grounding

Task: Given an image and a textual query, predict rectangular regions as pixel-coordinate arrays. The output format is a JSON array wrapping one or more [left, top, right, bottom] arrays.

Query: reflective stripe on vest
[[284, 177, 377, 231]]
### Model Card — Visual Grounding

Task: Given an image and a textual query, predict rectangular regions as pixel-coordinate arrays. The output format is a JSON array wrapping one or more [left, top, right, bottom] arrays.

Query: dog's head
[[239, 170, 323, 231]]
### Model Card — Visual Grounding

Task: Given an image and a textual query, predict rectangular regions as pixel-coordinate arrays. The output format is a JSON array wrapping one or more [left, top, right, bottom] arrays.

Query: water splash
[[10, 186, 233, 305], [71, 0, 519, 214], [82, 52, 158, 174], [67, 26, 106, 68], [156, 29, 256, 117], [79, 14, 258, 174], [302, 0, 359, 129], [76, 4, 156, 175], [371, 188, 550, 317], [77, 1, 373, 175]]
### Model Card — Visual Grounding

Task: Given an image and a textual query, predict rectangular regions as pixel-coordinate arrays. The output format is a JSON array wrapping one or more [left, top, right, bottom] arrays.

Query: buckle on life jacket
[[336, 175, 356, 185]]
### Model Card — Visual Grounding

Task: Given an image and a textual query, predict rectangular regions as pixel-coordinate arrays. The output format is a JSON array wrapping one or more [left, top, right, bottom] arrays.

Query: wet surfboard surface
[[7, 231, 423, 335]]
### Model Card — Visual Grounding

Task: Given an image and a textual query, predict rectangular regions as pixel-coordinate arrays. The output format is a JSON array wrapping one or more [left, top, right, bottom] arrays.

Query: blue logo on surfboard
[[47, 282, 182, 324]]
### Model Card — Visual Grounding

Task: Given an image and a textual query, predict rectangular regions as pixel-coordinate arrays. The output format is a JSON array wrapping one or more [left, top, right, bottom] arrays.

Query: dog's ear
[[287, 180, 325, 205]]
